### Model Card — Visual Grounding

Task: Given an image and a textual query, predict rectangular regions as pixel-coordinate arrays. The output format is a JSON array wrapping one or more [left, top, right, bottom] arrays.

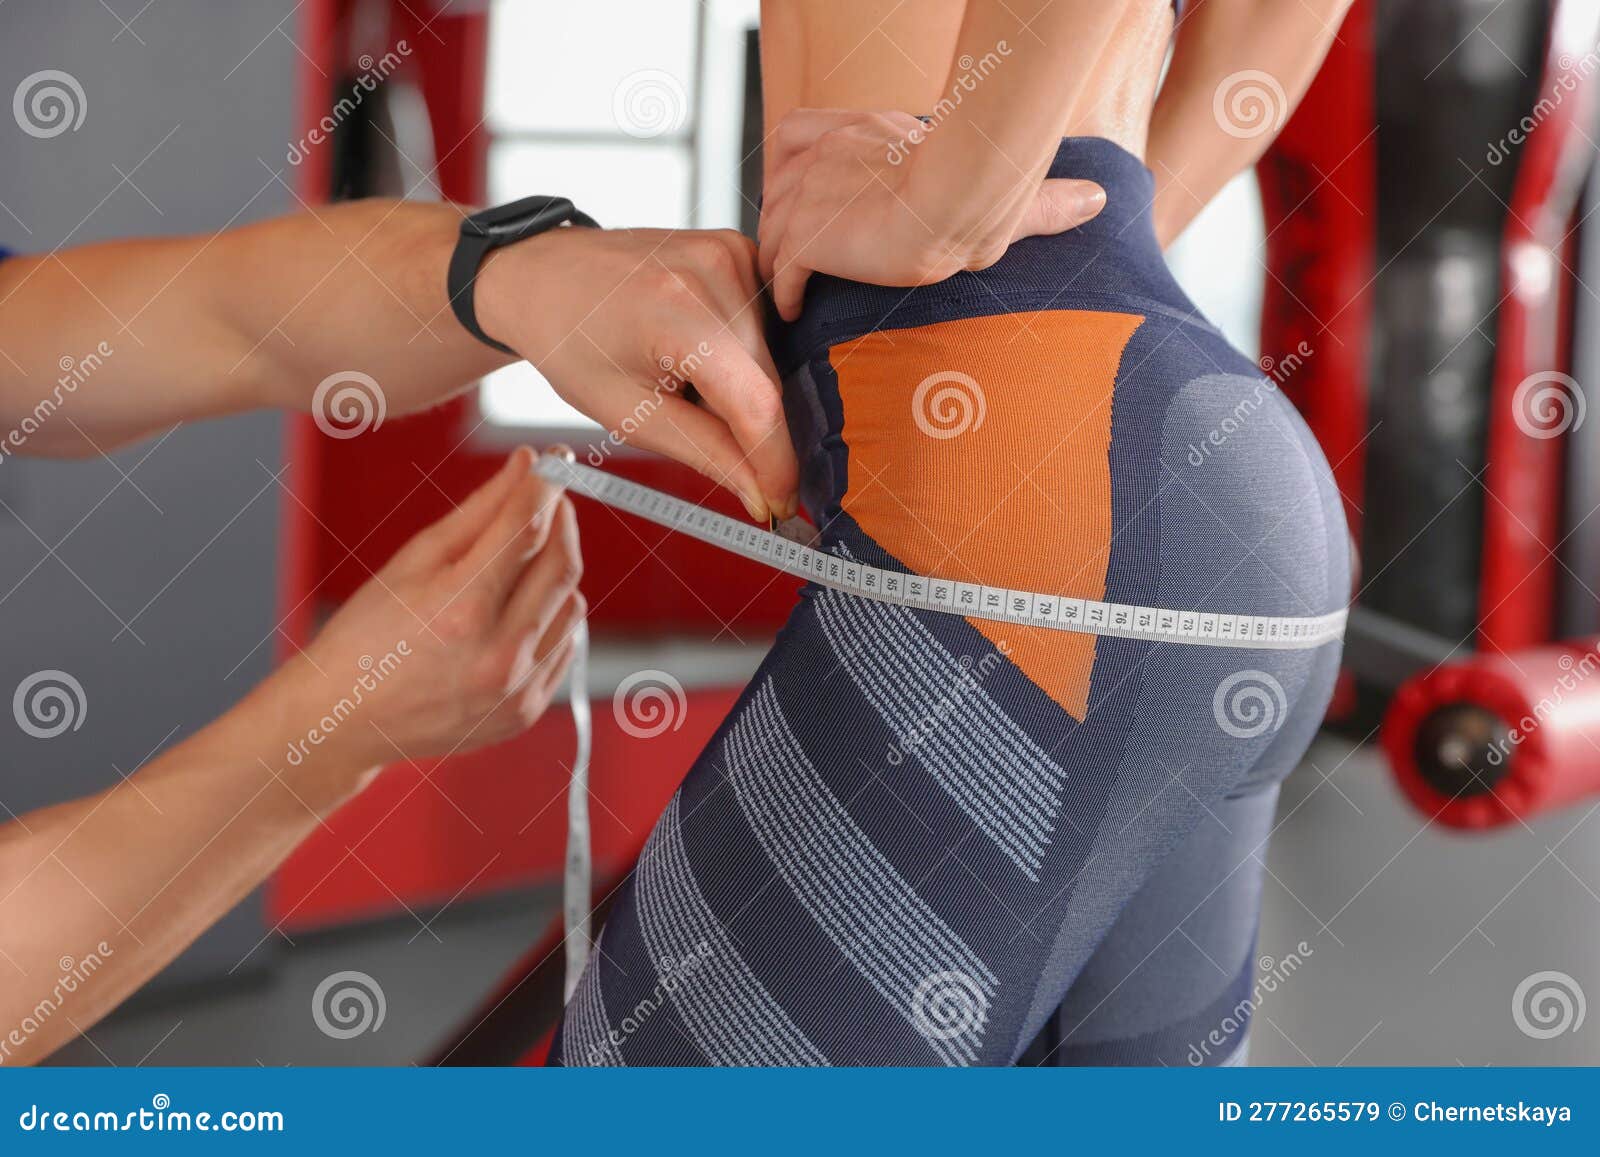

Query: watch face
[[469, 196, 573, 241]]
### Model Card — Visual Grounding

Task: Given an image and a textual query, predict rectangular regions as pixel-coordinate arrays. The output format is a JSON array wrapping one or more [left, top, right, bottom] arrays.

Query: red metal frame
[[1477, 1, 1600, 653], [1255, 0, 1373, 719], [1255, 0, 1374, 543]]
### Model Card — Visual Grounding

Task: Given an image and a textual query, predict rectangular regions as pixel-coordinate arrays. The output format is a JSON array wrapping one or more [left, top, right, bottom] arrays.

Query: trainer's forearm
[[0, 199, 507, 457], [0, 668, 373, 1066], [1148, 0, 1356, 246]]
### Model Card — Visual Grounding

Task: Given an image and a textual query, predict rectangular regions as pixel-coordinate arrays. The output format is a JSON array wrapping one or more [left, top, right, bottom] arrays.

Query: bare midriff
[[760, 0, 1175, 157]]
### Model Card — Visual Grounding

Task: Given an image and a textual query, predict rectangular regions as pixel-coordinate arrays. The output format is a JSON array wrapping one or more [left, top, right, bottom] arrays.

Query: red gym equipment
[[1265, 0, 1600, 831]]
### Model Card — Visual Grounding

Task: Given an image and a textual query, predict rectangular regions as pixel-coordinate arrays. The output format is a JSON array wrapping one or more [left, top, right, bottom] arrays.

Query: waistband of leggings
[[769, 136, 1170, 373]]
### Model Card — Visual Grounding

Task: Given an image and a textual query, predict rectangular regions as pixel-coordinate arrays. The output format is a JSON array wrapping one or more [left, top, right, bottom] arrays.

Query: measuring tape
[[537, 453, 1346, 649], [543, 452, 1346, 997]]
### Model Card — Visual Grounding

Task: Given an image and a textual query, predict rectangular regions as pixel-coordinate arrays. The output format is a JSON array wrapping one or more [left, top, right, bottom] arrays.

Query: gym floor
[[47, 735, 1600, 1067]]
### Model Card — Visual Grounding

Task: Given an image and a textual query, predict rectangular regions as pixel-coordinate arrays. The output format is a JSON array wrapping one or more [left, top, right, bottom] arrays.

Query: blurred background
[[2, 0, 1599, 1066]]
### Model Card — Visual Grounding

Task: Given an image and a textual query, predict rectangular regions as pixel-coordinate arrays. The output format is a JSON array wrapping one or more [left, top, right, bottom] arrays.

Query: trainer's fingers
[[1010, 179, 1107, 243], [455, 463, 562, 602], [501, 495, 582, 634], [728, 302, 785, 417], [397, 447, 529, 569], [534, 590, 586, 672], [528, 635, 577, 704], [613, 389, 768, 521], [713, 230, 769, 320], [684, 345, 797, 517], [687, 312, 793, 513]]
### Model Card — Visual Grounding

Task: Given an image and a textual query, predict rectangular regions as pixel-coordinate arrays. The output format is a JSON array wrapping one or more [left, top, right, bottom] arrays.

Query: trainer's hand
[[476, 227, 796, 523], [275, 447, 584, 772], [758, 109, 1108, 321]]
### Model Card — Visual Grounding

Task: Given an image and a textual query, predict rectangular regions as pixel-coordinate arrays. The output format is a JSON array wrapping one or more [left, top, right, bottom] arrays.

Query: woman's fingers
[[1010, 178, 1108, 242], [757, 151, 811, 258], [768, 108, 865, 171], [769, 242, 813, 322]]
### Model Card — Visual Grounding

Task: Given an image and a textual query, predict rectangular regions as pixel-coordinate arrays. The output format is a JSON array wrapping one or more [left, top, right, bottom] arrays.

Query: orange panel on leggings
[[831, 309, 1144, 720]]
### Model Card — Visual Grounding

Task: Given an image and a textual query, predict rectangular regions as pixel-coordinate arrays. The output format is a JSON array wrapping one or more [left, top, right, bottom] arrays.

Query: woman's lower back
[[759, 0, 1174, 153]]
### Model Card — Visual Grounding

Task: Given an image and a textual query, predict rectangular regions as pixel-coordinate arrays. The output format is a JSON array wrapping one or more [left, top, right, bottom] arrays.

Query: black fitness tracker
[[448, 195, 600, 355]]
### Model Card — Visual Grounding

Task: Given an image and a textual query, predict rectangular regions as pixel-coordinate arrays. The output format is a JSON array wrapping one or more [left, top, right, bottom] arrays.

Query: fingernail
[[544, 443, 573, 488], [742, 493, 768, 523], [1079, 183, 1107, 214]]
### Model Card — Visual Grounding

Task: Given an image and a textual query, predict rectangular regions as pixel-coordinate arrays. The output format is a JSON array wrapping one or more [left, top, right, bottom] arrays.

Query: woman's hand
[[758, 109, 1109, 320], [478, 227, 797, 522], [271, 446, 584, 774]]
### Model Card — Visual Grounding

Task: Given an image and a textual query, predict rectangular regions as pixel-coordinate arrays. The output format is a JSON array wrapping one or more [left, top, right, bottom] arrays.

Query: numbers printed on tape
[[538, 455, 1346, 651]]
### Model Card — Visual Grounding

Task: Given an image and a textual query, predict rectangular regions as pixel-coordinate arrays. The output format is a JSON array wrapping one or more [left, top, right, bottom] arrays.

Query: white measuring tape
[[538, 453, 1346, 648], [562, 619, 592, 1001], [544, 451, 1345, 996]]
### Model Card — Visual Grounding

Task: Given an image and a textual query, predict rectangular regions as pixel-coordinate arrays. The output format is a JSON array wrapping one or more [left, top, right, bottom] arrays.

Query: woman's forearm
[[911, 1, 1127, 232], [1148, 0, 1357, 246], [0, 667, 375, 1066]]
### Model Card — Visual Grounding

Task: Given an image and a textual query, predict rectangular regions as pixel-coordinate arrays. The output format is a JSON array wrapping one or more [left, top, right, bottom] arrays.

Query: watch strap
[[448, 228, 512, 355], [448, 197, 600, 357]]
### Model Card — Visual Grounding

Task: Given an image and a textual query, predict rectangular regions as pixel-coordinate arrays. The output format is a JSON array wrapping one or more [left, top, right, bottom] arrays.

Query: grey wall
[[0, 0, 300, 988]]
